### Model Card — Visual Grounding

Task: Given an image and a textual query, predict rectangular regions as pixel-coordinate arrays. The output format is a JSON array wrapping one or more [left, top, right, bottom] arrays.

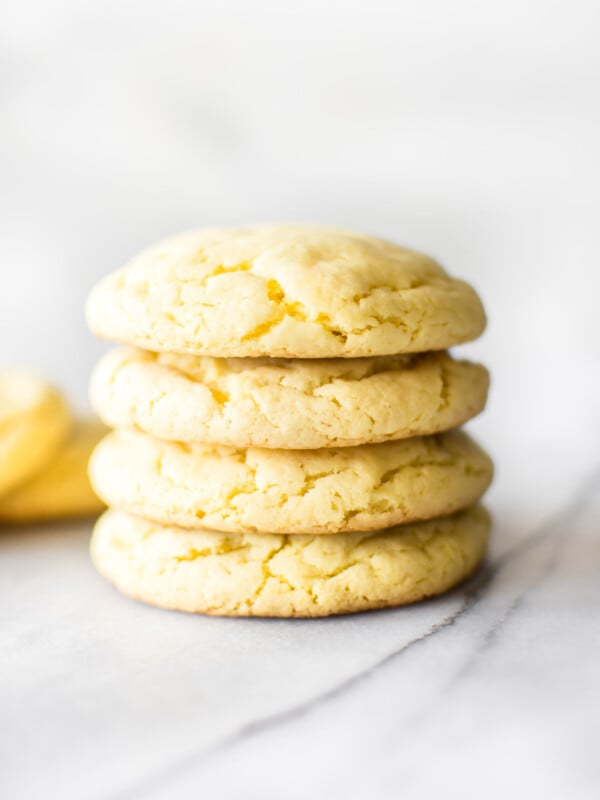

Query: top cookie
[[86, 226, 486, 358]]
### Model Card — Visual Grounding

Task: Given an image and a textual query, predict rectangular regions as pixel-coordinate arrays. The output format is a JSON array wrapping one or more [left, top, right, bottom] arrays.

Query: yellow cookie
[[86, 225, 486, 358], [91, 505, 490, 617], [89, 428, 493, 534], [0, 371, 70, 497], [0, 419, 106, 524], [91, 347, 489, 449]]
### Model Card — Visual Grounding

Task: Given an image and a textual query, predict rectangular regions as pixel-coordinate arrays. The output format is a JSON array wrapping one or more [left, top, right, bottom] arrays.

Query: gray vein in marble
[[109, 601, 471, 800], [447, 466, 600, 684], [108, 466, 600, 800], [379, 466, 600, 744]]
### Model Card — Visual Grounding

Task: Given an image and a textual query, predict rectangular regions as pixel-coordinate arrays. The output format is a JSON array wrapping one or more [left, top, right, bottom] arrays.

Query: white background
[[2, 2, 600, 798]]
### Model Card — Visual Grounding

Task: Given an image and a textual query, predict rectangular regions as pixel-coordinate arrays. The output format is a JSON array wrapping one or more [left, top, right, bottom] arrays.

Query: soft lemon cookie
[[0, 419, 105, 523], [86, 226, 486, 358], [91, 505, 490, 617], [89, 428, 493, 534], [91, 347, 489, 449], [0, 371, 70, 497]]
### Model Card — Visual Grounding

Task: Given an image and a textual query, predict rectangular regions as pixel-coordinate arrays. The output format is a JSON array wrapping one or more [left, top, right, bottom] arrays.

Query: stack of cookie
[[86, 226, 492, 617], [0, 370, 104, 524]]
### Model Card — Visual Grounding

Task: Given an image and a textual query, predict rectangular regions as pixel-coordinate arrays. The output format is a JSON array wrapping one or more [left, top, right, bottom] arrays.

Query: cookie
[[91, 504, 490, 617], [0, 371, 70, 497], [86, 225, 486, 358], [91, 347, 489, 449], [89, 428, 493, 534], [0, 419, 106, 524]]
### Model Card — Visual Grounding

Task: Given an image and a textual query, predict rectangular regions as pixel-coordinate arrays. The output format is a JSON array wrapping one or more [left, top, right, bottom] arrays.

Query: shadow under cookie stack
[[86, 226, 493, 618]]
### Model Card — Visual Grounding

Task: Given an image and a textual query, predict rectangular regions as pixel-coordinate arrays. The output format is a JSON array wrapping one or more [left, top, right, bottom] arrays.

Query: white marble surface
[[2, 1, 600, 798]]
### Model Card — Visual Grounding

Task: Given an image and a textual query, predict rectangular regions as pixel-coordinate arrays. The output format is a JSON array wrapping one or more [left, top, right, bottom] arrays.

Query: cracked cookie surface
[[0, 371, 70, 497], [91, 505, 490, 617], [86, 225, 486, 358], [89, 428, 493, 534], [0, 419, 106, 523], [91, 347, 489, 449]]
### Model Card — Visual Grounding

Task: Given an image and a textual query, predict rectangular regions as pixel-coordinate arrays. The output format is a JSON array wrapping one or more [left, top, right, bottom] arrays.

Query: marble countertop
[[3, 429, 600, 800]]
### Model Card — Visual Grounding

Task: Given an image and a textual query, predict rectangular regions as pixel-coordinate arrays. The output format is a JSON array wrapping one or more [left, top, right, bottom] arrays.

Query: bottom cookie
[[0, 419, 106, 524], [91, 505, 490, 617]]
